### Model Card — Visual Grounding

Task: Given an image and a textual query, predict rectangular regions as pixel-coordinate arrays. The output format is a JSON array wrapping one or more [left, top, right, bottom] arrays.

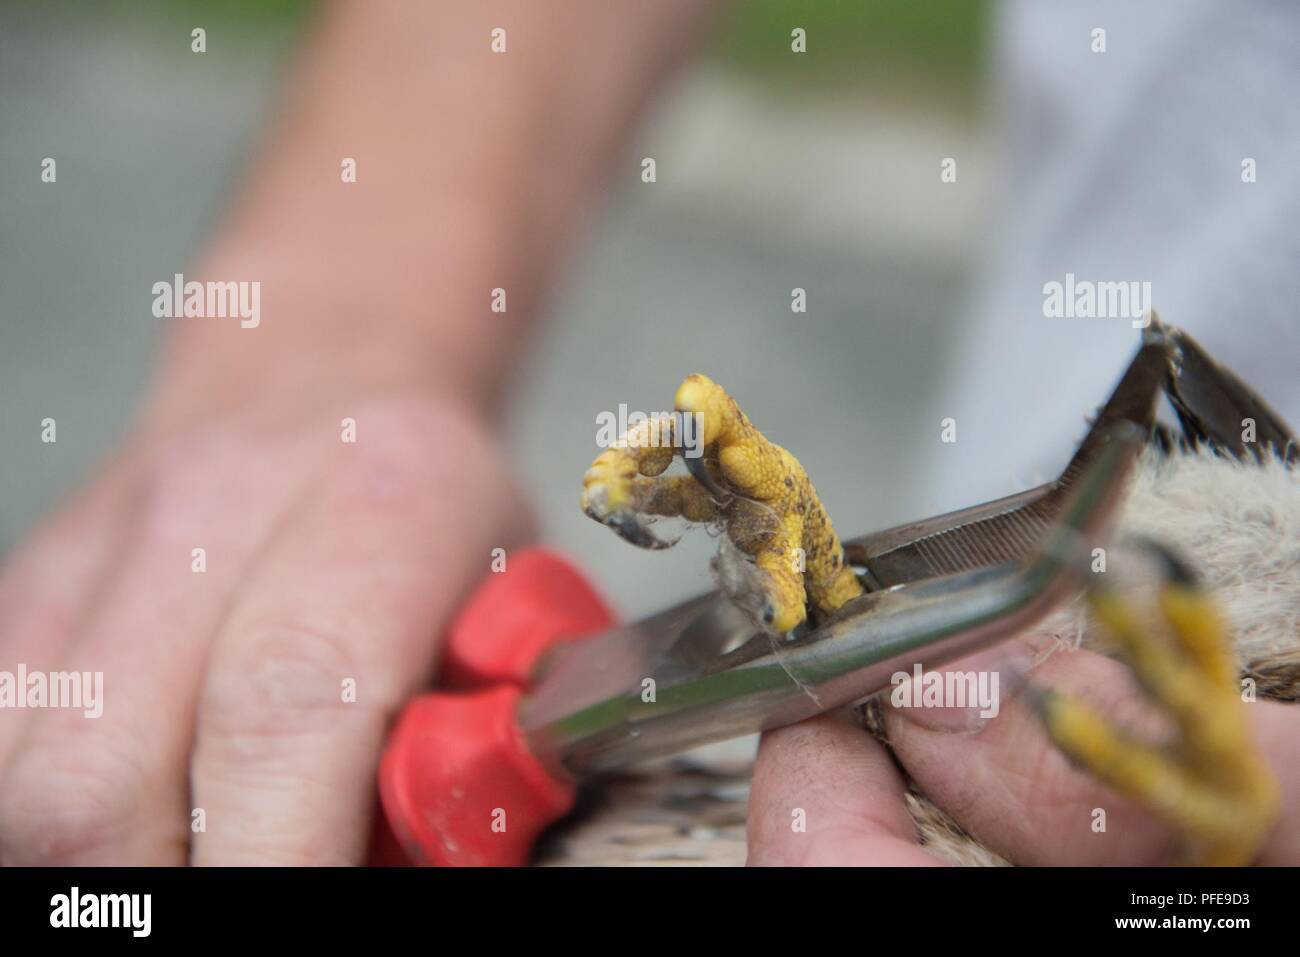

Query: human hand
[[0, 384, 530, 865], [746, 637, 1300, 866]]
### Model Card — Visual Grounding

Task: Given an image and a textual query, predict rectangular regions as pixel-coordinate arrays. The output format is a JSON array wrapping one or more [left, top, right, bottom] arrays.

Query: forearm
[[149, 0, 714, 428]]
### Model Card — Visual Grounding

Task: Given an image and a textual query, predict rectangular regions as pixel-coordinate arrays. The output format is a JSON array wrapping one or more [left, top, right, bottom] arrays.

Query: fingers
[[191, 405, 530, 865], [884, 640, 1300, 865], [1249, 704, 1300, 865], [0, 460, 137, 768], [0, 431, 309, 865], [747, 712, 941, 866], [885, 643, 1178, 864]]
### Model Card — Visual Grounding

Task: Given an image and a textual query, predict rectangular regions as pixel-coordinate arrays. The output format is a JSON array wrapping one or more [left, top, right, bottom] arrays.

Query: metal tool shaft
[[522, 424, 1143, 778]]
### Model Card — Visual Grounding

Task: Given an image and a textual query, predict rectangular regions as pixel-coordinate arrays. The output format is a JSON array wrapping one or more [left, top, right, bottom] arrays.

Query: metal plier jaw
[[378, 321, 1285, 866], [520, 423, 1141, 777]]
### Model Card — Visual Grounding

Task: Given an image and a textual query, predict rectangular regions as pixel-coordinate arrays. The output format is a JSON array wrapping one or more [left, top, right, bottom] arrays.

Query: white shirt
[[926, 0, 1299, 511]]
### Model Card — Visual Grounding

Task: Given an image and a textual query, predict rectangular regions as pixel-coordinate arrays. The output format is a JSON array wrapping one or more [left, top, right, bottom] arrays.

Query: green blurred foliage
[[55, 0, 312, 36], [156, 0, 311, 27], [715, 0, 991, 83], [89, 0, 990, 84]]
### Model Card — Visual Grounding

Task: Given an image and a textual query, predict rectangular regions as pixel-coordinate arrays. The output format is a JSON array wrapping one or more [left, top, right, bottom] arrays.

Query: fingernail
[[884, 635, 1056, 734]]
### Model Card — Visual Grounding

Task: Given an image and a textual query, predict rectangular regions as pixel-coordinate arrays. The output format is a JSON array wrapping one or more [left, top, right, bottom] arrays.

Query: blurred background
[[0, 0, 993, 617]]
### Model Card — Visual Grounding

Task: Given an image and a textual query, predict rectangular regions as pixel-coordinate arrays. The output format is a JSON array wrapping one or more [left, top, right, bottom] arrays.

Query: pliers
[[377, 322, 1290, 866]]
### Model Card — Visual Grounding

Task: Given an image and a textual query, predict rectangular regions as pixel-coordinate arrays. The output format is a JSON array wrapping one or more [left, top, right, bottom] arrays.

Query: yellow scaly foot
[[581, 374, 862, 632], [1035, 545, 1280, 865]]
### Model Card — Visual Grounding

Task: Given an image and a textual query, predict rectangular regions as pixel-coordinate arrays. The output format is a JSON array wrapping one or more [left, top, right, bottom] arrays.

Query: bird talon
[[1036, 546, 1279, 865], [581, 374, 863, 631], [606, 511, 675, 551], [684, 452, 733, 506]]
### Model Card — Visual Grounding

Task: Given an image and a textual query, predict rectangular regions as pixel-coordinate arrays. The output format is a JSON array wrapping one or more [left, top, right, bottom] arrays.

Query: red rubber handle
[[440, 549, 615, 689], [377, 548, 614, 866]]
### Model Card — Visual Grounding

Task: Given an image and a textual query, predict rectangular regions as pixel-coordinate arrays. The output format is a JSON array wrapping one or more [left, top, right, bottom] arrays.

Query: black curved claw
[[589, 508, 676, 550], [1124, 535, 1199, 588], [685, 454, 734, 506]]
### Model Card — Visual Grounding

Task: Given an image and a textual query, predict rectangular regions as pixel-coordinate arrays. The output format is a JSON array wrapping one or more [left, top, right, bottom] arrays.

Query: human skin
[[0, 0, 711, 865], [746, 637, 1300, 866], [9, 0, 1291, 869]]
